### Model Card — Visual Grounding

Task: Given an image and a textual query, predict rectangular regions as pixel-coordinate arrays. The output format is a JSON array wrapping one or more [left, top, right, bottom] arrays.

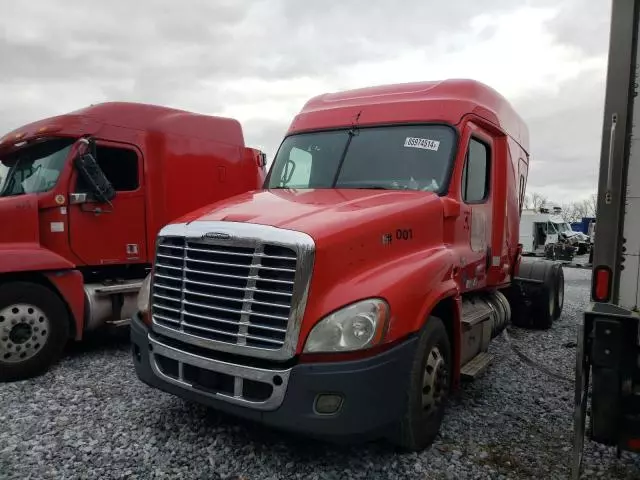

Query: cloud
[[511, 0, 611, 203], [544, 0, 612, 57], [0, 0, 612, 204], [515, 67, 607, 202]]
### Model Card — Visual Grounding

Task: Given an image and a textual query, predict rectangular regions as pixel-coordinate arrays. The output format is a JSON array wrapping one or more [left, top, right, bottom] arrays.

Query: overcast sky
[[0, 0, 611, 203]]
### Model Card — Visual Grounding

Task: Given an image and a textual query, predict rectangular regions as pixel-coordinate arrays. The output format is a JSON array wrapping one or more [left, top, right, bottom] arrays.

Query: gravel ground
[[2, 267, 640, 480]]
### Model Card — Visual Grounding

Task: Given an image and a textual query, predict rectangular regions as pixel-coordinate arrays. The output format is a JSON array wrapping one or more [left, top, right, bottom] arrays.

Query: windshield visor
[[266, 124, 456, 193]]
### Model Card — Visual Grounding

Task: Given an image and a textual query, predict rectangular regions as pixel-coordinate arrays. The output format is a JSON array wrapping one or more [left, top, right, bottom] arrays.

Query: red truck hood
[[174, 188, 450, 355], [0, 194, 40, 244], [176, 188, 442, 240]]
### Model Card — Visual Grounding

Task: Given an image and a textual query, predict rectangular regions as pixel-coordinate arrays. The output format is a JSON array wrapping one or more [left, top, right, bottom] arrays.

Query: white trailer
[[573, 0, 640, 477]]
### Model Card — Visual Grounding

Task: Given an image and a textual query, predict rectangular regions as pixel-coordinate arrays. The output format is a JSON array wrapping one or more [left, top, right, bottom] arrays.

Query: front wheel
[[391, 316, 452, 451], [0, 282, 70, 382]]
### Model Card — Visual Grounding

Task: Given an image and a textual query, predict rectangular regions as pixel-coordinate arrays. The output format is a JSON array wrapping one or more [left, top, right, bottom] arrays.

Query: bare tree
[[561, 203, 583, 223], [586, 193, 598, 216], [524, 192, 548, 210], [522, 191, 597, 223], [568, 196, 597, 221]]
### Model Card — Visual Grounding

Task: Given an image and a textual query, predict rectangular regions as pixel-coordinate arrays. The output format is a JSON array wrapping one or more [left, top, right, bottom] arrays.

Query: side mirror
[[73, 139, 116, 203]]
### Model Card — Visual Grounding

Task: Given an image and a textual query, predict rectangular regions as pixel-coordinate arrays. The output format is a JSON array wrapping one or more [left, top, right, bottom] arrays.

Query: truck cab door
[[545, 222, 558, 245], [67, 140, 147, 266], [519, 217, 534, 254], [458, 127, 494, 291]]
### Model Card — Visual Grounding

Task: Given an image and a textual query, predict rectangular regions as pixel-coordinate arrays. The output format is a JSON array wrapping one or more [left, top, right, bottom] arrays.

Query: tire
[[517, 258, 557, 329], [530, 261, 556, 329], [391, 316, 452, 451], [553, 264, 564, 321], [0, 282, 70, 382]]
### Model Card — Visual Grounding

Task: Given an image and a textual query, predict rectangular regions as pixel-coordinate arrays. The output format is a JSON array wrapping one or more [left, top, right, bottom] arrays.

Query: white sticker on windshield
[[404, 137, 440, 151]]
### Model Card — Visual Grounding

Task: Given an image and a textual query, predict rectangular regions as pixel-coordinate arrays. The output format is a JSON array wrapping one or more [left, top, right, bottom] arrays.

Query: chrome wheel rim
[[422, 346, 448, 412], [0, 304, 50, 364]]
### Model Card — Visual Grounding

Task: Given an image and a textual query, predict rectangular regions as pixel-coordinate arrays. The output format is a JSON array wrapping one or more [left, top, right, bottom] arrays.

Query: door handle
[[69, 193, 88, 205]]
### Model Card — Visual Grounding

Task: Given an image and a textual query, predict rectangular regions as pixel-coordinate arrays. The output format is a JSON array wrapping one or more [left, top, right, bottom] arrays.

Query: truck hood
[[176, 188, 444, 242], [561, 230, 588, 243], [174, 189, 450, 346], [0, 194, 40, 244]]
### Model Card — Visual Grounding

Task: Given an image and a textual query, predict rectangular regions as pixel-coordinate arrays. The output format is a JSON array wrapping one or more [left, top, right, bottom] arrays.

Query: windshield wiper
[[347, 185, 390, 190]]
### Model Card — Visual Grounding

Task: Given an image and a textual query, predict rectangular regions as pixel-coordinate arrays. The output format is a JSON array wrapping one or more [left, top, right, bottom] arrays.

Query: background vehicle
[[553, 218, 591, 256], [520, 207, 590, 261], [0, 102, 267, 381], [132, 78, 564, 450], [519, 208, 561, 256], [573, 0, 640, 478], [570, 217, 596, 238]]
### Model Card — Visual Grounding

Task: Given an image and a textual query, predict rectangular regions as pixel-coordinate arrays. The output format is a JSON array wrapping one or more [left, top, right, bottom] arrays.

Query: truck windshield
[[0, 138, 74, 197], [552, 221, 571, 234], [266, 124, 456, 192], [547, 221, 560, 234]]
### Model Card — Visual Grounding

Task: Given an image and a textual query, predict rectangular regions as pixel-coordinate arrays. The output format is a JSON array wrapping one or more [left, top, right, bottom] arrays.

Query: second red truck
[[0, 102, 267, 381]]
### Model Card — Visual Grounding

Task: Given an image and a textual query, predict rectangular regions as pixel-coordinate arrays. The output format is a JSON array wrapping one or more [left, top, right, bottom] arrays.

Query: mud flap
[[582, 303, 640, 453]]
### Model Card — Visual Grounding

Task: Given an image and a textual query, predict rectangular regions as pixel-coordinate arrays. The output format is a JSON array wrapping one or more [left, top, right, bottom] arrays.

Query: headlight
[[303, 298, 390, 353], [137, 273, 152, 314]]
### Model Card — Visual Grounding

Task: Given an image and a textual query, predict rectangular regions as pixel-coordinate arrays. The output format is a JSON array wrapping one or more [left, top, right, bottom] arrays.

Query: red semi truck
[[132, 79, 564, 449], [0, 102, 267, 382], [572, 0, 640, 477]]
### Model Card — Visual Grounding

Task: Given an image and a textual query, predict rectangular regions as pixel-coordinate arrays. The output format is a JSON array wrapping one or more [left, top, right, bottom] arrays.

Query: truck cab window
[[0, 138, 74, 197], [0, 163, 8, 189], [461, 138, 490, 203], [518, 174, 526, 213], [76, 145, 139, 192]]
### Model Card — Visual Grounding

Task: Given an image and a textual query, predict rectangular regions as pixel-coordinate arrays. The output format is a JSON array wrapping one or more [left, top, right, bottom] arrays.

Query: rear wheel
[[516, 258, 559, 329], [531, 264, 556, 329], [553, 264, 564, 320], [535, 284, 555, 329], [391, 316, 451, 451], [0, 282, 70, 382]]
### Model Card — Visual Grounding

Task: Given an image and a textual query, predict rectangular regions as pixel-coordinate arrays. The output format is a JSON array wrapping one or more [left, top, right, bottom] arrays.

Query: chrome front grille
[[149, 221, 315, 361]]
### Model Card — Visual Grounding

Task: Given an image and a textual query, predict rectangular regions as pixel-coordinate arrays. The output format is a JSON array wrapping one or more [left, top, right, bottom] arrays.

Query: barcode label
[[404, 137, 440, 151]]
